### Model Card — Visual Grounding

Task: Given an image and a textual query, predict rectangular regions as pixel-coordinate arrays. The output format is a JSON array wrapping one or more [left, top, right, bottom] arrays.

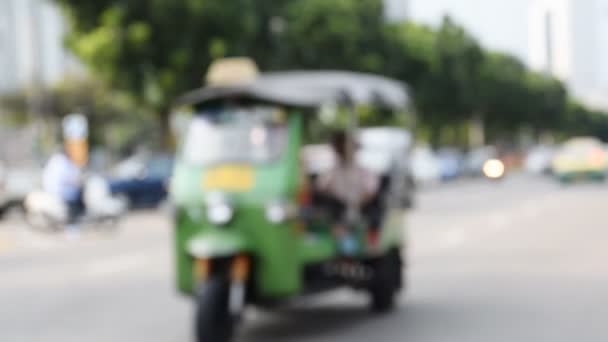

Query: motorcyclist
[[42, 147, 83, 224]]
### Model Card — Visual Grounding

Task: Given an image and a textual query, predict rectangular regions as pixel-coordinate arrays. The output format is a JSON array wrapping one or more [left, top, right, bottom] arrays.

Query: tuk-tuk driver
[[316, 130, 380, 253]]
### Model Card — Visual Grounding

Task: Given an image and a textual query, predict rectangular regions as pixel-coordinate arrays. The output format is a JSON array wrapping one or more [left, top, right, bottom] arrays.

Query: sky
[[407, 0, 608, 109], [409, 0, 530, 63]]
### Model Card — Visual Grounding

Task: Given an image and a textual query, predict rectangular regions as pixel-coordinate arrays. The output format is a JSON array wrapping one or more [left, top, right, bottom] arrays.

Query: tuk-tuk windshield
[[181, 106, 288, 165]]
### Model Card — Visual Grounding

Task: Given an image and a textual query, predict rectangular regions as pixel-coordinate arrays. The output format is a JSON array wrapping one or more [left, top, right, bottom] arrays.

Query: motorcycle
[[24, 175, 127, 233]]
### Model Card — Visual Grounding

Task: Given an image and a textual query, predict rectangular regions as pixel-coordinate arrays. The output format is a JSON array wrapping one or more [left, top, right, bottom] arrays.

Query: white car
[[410, 145, 441, 186], [357, 128, 415, 207], [524, 145, 555, 175], [465, 146, 497, 177]]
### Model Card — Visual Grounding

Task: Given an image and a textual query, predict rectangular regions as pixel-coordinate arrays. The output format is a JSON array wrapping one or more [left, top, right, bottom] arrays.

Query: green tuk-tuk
[[170, 69, 413, 342]]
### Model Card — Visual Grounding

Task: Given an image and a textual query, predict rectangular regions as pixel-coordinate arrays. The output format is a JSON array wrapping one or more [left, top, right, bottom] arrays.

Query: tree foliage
[[53, 0, 608, 146], [0, 76, 150, 148]]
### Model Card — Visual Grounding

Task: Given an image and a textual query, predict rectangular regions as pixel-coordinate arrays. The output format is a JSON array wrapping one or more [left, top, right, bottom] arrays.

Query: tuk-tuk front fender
[[187, 231, 249, 258]]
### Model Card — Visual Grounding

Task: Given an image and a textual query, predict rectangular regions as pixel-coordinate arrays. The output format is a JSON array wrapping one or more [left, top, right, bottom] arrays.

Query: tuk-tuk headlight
[[266, 201, 293, 224], [206, 192, 233, 225], [207, 203, 233, 225]]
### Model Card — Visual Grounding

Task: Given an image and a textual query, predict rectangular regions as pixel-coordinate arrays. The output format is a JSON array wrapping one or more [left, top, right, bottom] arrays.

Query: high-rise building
[[529, 0, 608, 108], [0, 0, 19, 93], [409, 0, 608, 109], [528, 0, 571, 81], [0, 0, 74, 94]]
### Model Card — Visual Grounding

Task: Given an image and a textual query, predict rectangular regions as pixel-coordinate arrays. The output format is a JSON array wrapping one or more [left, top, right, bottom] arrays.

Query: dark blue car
[[109, 155, 173, 209]]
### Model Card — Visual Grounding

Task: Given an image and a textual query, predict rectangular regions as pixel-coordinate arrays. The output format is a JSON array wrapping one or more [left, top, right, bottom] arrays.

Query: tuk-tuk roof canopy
[[176, 71, 411, 110]]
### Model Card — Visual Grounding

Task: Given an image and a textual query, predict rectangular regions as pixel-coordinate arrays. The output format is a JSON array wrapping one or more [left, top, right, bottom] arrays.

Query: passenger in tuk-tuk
[[316, 130, 381, 254]]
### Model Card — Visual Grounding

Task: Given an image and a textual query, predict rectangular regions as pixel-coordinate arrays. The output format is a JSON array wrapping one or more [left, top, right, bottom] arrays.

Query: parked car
[[410, 145, 441, 186], [436, 148, 465, 181], [465, 146, 497, 177], [357, 128, 415, 207], [524, 145, 555, 175], [109, 154, 174, 209]]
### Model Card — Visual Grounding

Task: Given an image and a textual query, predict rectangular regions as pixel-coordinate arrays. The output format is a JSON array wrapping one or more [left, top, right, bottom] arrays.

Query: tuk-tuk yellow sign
[[203, 165, 254, 191]]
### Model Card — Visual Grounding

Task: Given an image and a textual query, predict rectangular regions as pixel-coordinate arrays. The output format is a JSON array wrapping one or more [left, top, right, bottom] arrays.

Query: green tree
[[55, 0, 394, 147], [476, 52, 529, 139], [0, 76, 147, 148], [524, 72, 568, 135], [280, 0, 386, 72], [54, 0, 608, 145], [55, 0, 270, 146], [406, 17, 484, 145]]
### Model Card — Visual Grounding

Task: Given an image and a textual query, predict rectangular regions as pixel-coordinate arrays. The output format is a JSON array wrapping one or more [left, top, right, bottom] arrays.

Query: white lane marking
[[85, 253, 148, 278]]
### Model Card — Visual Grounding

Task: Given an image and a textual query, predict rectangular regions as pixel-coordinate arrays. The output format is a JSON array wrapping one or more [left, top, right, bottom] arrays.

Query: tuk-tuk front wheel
[[195, 278, 236, 342], [369, 249, 402, 313]]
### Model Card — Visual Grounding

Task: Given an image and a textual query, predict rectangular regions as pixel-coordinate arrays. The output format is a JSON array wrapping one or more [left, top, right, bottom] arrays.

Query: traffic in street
[[5, 1, 608, 341], [2, 174, 607, 342]]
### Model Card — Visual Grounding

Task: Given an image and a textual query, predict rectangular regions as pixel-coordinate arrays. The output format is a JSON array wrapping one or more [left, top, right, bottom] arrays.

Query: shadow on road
[[241, 301, 412, 341], [244, 305, 376, 339], [239, 296, 490, 342]]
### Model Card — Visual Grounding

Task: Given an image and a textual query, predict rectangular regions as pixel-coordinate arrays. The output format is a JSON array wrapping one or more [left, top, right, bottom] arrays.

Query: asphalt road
[[1, 174, 608, 341]]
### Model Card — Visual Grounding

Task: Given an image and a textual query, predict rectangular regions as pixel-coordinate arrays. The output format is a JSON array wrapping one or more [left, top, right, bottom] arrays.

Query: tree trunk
[[429, 121, 441, 149], [158, 109, 174, 151], [469, 113, 485, 148]]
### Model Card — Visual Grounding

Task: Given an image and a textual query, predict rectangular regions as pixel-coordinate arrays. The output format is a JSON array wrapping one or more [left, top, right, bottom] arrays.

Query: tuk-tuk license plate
[[204, 165, 254, 191]]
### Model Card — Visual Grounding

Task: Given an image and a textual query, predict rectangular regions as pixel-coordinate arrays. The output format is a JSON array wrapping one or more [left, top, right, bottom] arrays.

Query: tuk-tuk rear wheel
[[369, 249, 402, 313], [195, 278, 236, 342]]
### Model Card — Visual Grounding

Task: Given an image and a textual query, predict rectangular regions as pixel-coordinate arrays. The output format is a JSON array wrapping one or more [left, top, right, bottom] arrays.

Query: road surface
[[1, 175, 608, 341]]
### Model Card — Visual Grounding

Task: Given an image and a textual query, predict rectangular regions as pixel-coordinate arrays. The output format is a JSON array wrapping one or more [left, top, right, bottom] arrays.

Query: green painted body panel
[[172, 114, 305, 297], [297, 235, 336, 264], [187, 231, 249, 258], [171, 111, 407, 299]]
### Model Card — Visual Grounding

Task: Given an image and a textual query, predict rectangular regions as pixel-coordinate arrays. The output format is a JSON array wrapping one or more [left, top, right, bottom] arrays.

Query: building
[[528, 0, 571, 81], [0, 0, 19, 93], [409, 0, 608, 109], [0, 0, 75, 94], [529, 0, 608, 109]]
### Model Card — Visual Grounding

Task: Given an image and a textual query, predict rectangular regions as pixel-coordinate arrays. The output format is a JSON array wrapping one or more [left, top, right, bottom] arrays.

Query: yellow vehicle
[[552, 137, 608, 182]]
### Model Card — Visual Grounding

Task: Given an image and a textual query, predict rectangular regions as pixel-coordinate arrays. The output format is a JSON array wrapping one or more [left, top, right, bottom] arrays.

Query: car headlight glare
[[483, 159, 505, 179]]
